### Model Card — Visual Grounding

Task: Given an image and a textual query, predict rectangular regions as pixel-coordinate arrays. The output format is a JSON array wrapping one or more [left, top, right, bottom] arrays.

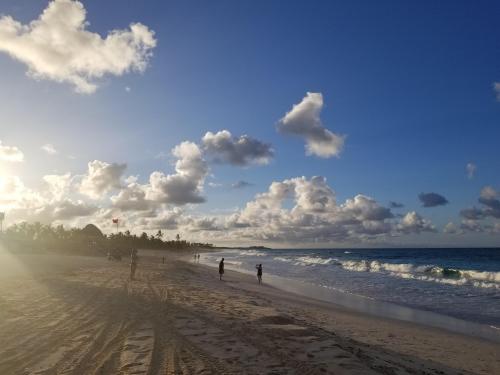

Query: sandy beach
[[0, 251, 498, 375]]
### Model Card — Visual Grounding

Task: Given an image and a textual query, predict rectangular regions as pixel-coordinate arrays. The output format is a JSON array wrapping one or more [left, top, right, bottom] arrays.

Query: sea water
[[202, 248, 500, 330]]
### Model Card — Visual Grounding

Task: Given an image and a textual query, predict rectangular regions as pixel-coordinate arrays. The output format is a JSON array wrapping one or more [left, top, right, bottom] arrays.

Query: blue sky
[[0, 0, 499, 246]]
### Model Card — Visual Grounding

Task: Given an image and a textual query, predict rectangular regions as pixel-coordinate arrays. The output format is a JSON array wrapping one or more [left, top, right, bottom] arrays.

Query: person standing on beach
[[256, 264, 263, 284], [197, 253, 200, 262], [219, 258, 224, 280], [130, 248, 138, 280]]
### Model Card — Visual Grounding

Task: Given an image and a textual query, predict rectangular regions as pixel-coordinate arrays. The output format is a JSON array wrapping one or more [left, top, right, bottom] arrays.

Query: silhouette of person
[[197, 253, 200, 262], [130, 248, 138, 280], [219, 258, 225, 280], [256, 264, 263, 284]]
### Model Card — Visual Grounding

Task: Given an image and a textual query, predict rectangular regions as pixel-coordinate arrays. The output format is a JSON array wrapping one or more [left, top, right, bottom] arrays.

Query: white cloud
[[41, 143, 58, 155], [0, 140, 24, 162], [466, 162, 476, 179], [184, 216, 222, 232], [460, 219, 485, 233], [0, 173, 97, 224], [277, 92, 345, 158], [0, 175, 30, 210], [146, 141, 208, 205], [221, 176, 432, 243], [33, 199, 98, 222], [478, 186, 500, 219], [443, 222, 460, 234], [110, 179, 150, 211], [134, 207, 183, 230], [110, 141, 209, 209], [43, 173, 72, 200], [0, 0, 156, 93], [202, 130, 273, 166], [397, 212, 436, 234], [480, 186, 496, 200], [80, 160, 127, 199]]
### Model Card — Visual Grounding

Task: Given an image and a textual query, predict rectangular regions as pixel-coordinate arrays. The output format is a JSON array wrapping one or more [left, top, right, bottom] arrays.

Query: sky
[[0, 0, 499, 247]]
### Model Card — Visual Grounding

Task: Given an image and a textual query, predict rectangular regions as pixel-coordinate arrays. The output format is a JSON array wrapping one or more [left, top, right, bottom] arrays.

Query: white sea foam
[[294, 256, 336, 266], [239, 250, 266, 257], [338, 259, 500, 290], [461, 269, 500, 283]]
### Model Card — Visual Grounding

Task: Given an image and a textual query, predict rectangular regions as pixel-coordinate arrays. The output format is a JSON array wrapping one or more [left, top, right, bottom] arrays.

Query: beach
[[0, 251, 498, 375]]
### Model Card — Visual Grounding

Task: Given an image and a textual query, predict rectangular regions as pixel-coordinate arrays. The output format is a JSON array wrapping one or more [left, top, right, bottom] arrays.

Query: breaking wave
[[274, 256, 338, 266], [239, 250, 266, 257], [339, 260, 500, 289]]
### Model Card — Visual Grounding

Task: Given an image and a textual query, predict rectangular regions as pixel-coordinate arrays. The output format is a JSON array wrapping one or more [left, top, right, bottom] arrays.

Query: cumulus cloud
[[109, 141, 209, 209], [443, 222, 460, 234], [33, 199, 98, 222], [232, 180, 253, 189], [478, 186, 500, 219], [0, 175, 30, 209], [460, 219, 487, 233], [110, 179, 151, 211], [0, 140, 24, 162], [146, 141, 208, 205], [184, 217, 222, 232], [1, 167, 445, 244], [202, 130, 273, 166], [135, 208, 183, 230], [277, 92, 345, 158], [0, 173, 98, 224], [460, 207, 484, 220], [80, 160, 127, 199], [466, 162, 476, 179], [397, 211, 436, 234], [460, 186, 500, 222], [221, 176, 434, 243], [43, 173, 72, 200], [41, 143, 58, 155], [0, 0, 156, 93], [418, 192, 449, 207]]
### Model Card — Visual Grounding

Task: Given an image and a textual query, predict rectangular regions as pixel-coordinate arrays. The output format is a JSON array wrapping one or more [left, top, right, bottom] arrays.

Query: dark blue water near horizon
[[202, 247, 500, 328]]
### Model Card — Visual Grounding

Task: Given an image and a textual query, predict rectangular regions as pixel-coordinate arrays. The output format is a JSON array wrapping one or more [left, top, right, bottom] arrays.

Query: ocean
[[201, 248, 500, 331]]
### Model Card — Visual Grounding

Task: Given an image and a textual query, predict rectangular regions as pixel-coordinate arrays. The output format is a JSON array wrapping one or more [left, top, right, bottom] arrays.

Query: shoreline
[[197, 257, 500, 344]]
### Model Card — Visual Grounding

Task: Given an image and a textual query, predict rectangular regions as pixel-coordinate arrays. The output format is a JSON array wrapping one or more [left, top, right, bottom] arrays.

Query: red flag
[[112, 218, 119, 224]]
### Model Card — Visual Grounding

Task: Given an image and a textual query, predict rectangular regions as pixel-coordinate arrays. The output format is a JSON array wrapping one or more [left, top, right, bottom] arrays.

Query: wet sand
[[0, 251, 498, 374]]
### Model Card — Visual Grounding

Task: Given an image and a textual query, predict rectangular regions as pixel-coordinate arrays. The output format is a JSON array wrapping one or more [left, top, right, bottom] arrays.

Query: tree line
[[0, 221, 214, 256]]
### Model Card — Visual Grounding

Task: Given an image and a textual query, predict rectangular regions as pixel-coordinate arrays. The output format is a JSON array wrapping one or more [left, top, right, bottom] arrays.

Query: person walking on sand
[[219, 258, 225, 280], [130, 248, 138, 280], [256, 264, 263, 284]]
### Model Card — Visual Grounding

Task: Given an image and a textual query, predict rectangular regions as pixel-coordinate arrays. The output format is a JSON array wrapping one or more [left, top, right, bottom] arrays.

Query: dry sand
[[0, 251, 498, 374]]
